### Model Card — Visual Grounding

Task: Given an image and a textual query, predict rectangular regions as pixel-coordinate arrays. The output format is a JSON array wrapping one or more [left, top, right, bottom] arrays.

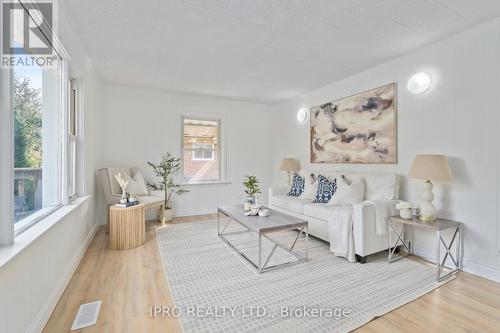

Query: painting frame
[[310, 82, 397, 164]]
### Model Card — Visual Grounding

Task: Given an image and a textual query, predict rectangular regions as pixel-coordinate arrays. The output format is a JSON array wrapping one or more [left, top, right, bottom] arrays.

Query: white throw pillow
[[123, 171, 149, 196], [327, 175, 364, 206], [298, 170, 317, 200], [363, 174, 398, 200]]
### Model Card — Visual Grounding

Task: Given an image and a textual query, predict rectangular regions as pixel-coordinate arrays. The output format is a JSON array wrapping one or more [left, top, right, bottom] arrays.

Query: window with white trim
[[2, 3, 70, 236], [13, 57, 64, 234], [182, 117, 221, 182]]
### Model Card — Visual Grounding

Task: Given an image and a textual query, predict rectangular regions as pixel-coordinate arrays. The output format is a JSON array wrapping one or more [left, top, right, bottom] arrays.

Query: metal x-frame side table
[[388, 215, 462, 282]]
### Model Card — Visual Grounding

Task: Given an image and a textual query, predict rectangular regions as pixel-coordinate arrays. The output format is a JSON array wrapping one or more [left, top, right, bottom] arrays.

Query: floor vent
[[71, 300, 102, 330]]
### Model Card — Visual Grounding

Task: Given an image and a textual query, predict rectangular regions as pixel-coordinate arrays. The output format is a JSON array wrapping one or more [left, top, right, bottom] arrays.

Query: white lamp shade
[[408, 154, 453, 182], [279, 158, 299, 172], [407, 72, 432, 94]]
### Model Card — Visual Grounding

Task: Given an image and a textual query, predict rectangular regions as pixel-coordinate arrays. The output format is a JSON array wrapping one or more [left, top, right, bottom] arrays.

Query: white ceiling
[[64, 0, 500, 104]]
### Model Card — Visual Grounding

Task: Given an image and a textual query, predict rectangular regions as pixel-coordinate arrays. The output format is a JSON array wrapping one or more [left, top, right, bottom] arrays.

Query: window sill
[[181, 180, 231, 186], [0, 195, 91, 269]]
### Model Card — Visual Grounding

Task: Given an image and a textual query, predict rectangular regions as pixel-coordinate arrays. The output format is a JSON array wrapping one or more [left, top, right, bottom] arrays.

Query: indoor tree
[[147, 153, 188, 223]]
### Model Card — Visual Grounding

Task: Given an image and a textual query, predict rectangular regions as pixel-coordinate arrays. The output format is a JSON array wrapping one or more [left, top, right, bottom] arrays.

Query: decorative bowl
[[258, 209, 270, 217]]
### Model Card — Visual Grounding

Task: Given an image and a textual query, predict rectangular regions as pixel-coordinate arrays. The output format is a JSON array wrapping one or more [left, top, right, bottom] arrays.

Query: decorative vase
[[400, 208, 412, 219], [120, 191, 127, 203]]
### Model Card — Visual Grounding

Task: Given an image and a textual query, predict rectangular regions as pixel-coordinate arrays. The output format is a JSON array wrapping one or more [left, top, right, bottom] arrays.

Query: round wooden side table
[[109, 204, 145, 250]]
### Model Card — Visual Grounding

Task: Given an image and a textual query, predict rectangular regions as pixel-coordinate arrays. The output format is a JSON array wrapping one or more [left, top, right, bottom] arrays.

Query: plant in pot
[[243, 175, 261, 209], [147, 153, 188, 224]]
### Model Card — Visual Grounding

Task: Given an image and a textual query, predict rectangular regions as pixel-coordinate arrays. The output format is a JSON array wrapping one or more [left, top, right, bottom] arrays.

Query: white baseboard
[[412, 245, 500, 283], [26, 222, 99, 333]]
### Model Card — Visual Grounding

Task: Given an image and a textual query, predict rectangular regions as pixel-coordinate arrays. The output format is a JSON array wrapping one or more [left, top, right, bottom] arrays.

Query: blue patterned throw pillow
[[288, 173, 305, 197], [313, 175, 337, 203]]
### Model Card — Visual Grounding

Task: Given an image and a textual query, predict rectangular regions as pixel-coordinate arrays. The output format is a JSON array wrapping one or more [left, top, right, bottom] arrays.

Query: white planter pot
[[161, 207, 173, 225]]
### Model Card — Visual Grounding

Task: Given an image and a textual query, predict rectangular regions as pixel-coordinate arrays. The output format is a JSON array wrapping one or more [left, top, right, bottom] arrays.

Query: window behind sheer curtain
[[182, 117, 221, 182]]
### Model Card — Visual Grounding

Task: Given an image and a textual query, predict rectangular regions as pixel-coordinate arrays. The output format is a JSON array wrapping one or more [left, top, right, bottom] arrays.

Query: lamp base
[[418, 215, 436, 222], [419, 180, 436, 222]]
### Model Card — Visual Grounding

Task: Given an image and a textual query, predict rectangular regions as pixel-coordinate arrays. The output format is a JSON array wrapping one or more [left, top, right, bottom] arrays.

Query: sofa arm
[[268, 187, 288, 206], [352, 200, 401, 256]]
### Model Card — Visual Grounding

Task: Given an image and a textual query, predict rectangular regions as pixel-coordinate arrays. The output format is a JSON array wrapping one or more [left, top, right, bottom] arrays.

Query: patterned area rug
[[156, 220, 447, 333]]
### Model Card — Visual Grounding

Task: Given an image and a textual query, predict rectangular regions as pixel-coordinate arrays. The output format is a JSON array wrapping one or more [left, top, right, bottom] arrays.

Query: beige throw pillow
[[123, 171, 149, 196], [327, 175, 364, 206], [298, 170, 317, 200]]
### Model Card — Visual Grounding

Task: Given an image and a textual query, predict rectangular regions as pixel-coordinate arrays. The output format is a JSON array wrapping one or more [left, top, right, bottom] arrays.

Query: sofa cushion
[[288, 173, 305, 197], [363, 174, 399, 200], [299, 170, 316, 200], [137, 195, 163, 206], [123, 171, 149, 196], [303, 203, 334, 221], [341, 173, 398, 200], [313, 175, 337, 203], [328, 175, 364, 205], [272, 195, 308, 214]]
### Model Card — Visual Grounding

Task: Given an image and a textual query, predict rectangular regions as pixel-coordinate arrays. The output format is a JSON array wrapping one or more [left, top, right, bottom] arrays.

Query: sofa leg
[[356, 255, 367, 264]]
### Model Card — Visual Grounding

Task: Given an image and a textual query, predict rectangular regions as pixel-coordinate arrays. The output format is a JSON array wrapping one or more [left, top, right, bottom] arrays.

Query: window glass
[[182, 118, 220, 182], [13, 62, 62, 231]]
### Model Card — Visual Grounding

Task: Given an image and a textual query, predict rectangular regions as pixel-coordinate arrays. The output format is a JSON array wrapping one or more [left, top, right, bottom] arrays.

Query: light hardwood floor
[[43, 215, 500, 333]]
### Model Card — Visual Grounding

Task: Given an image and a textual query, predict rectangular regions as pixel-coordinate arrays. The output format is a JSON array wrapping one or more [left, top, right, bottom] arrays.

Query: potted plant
[[243, 175, 261, 207], [147, 153, 188, 224]]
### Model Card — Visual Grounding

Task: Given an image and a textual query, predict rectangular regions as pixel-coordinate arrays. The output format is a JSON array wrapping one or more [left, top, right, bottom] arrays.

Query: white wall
[[100, 85, 272, 219], [270, 19, 500, 282], [0, 2, 103, 332]]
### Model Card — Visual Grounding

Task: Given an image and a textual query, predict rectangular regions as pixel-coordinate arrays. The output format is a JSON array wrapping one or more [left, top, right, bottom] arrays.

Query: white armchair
[[97, 167, 164, 228]]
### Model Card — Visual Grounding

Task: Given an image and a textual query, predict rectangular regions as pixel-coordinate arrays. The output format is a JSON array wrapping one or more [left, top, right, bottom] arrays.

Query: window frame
[[0, 58, 15, 245], [181, 116, 224, 184], [191, 141, 216, 161], [0, 2, 72, 239], [13, 56, 69, 236], [67, 78, 83, 200]]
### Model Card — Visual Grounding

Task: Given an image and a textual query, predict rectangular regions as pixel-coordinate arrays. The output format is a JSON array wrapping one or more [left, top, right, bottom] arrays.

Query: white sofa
[[269, 172, 400, 263]]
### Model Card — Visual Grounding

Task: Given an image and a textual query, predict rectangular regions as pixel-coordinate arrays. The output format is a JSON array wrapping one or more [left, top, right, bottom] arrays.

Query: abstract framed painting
[[310, 83, 397, 164]]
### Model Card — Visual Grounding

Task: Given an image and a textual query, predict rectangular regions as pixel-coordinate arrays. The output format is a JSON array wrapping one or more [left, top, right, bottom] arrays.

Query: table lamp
[[408, 154, 453, 221], [279, 158, 299, 186]]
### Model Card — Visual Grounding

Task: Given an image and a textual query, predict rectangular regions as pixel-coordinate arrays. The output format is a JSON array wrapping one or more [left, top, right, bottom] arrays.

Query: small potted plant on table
[[243, 175, 261, 209], [147, 153, 188, 224]]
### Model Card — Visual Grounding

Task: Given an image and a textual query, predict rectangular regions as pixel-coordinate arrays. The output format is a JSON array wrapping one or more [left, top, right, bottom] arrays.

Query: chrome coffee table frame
[[217, 206, 309, 273]]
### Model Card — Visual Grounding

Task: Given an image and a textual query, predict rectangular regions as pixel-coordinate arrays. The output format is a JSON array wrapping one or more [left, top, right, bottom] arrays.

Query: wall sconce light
[[297, 108, 308, 123], [407, 72, 432, 95]]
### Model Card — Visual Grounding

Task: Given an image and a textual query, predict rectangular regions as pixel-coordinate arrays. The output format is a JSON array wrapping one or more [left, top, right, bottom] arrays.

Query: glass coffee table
[[217, 205, 309, 273]]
